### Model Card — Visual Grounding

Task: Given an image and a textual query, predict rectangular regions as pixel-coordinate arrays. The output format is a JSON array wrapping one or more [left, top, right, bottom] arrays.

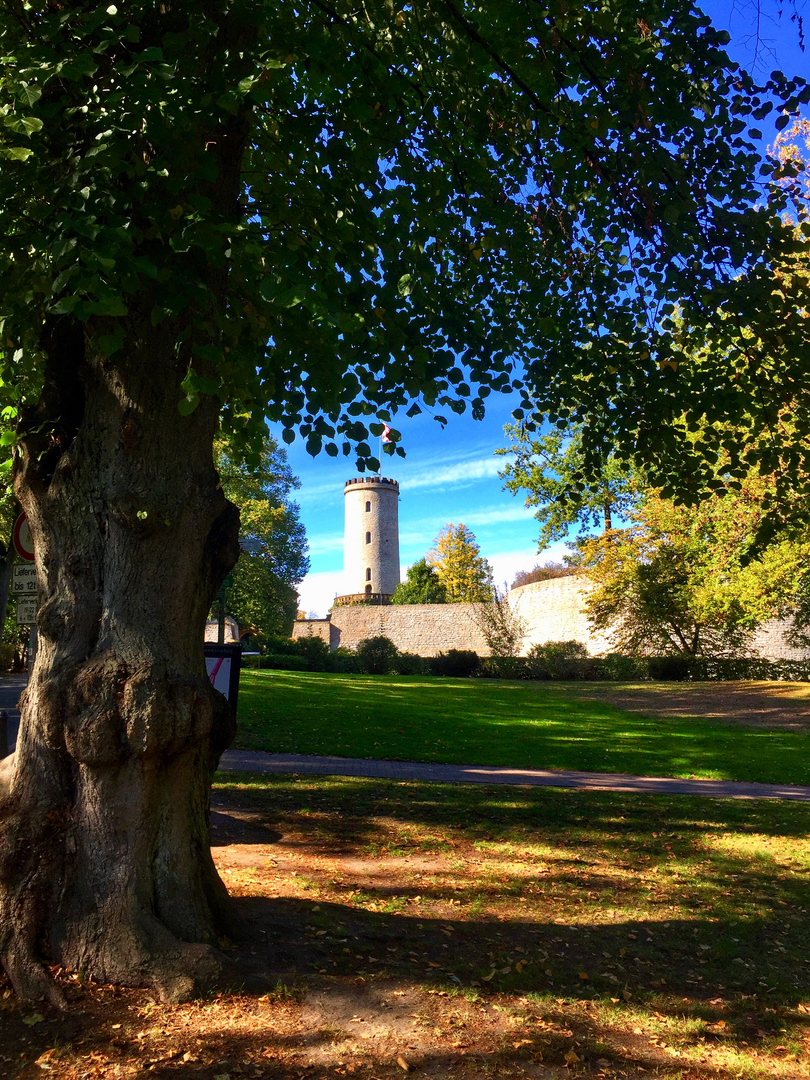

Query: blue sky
[[278, 2, 807, 618]]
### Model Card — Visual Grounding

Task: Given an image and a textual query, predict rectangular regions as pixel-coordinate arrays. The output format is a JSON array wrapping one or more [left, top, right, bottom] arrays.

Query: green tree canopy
[[390, 558, 447, 605], [497, 423, 640, 551], [0, 0, 808, 1005], [214, 435, 309, 640], [582, 478, 809, 656], [427, 524, 494, 603]]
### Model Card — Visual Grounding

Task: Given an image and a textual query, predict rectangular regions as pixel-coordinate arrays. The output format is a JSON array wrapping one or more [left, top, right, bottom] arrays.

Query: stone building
[[336, 476, 401, 604]]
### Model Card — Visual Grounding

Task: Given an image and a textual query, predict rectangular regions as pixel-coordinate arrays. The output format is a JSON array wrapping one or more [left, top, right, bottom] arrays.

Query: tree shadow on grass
[[212, 776, 810, 1005]]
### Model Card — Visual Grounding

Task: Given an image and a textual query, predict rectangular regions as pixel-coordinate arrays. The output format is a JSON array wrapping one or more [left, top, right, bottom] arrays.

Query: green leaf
[[91, 296, 129, 317], [0, 147, 33, 161], [177, 395, 199, 416], [397, 274, 413, 297], [3, 115, 43, 136]]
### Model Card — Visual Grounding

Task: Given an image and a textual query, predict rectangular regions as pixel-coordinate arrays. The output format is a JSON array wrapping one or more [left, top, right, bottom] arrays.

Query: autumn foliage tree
[[0, 0, 808, 1004], [427, 524, 495, 603], [582, 479, 809, 656]]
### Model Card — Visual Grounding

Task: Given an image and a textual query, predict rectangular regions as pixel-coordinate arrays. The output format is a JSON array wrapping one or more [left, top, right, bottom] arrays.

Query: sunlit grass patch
[[236, 670, 810, 784]]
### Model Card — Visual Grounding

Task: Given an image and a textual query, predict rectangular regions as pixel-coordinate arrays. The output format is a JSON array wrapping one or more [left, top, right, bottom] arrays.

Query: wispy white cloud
[[488, 543, 570, 591], [305, 534, 344, 557], [399, 454, 503, 491], [296, 446, 507, 506]]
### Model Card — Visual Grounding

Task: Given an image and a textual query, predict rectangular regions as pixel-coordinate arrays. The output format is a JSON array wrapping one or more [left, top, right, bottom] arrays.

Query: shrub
[[511, 563, 578, 588], [355, 635, 400, 675], [430, 649, 481, 678], [258, 653, 309, 671], [329, 648, 362, 674], [296, 634, 331, 671], [393, 651, 429, 676], [596, 653, 650, 681], [647, 654, 694, 681], [526, 640, 589, 680], [480, 655, 530, 679], [262, 635, 303, 656]]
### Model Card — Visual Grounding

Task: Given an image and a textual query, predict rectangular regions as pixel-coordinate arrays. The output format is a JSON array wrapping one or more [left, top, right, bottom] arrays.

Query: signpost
[[12, 565, 38, 595], [12, 513, 34, 562], [9, 516, 38, 670], [16, 594, 37, 626]]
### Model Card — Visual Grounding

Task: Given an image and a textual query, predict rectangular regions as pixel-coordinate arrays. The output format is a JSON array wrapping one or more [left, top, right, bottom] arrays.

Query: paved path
[[220, 749, 810, 802], [4, 675, 810, 801]]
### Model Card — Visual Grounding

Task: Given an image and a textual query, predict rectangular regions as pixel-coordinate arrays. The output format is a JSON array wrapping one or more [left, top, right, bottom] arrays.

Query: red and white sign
[[12, 513, 34, 562]]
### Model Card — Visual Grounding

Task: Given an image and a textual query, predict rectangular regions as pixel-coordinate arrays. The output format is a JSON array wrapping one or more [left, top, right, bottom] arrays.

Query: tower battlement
[[344, 477, 399, 491]]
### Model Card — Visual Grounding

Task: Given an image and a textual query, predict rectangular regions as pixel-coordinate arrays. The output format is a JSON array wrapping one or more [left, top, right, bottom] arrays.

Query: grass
[[211, 771, 810, 1078], [236, 670, 810, 785]]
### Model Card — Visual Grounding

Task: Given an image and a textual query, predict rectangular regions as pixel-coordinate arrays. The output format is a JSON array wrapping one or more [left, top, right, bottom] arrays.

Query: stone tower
[[338, 476, 400, 603]]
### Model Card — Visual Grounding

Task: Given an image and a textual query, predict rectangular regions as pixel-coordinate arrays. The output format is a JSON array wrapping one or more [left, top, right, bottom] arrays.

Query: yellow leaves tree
[[426, 524, 495, 604]]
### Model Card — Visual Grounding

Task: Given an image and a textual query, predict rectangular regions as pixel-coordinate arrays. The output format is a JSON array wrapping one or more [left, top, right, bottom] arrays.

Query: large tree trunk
[[0, 315, 241, 1005]]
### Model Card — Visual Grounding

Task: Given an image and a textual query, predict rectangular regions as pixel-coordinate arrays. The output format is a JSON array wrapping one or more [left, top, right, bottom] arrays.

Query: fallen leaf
[[481, 968, 496, 982], [578, 972, 589, 981], [23, 1013, 44, 1026], [596, 1059, 611, 1067], [396, 1055, 411, 1072], [622, 989, 632, 1001], [564, 1049, 580, 1066]]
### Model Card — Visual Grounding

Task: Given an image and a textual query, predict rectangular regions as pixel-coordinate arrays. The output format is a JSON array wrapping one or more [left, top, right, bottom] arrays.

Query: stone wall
[[291, 575, 810, 661], [510, 576, 810, 660], [291, 618, 333, 647], [293, 604, 489, 656], [507, 575, 613, 655]]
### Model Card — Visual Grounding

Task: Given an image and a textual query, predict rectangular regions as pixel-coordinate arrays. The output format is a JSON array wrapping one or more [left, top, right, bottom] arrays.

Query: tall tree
[[582, 479, 808, 656], [0, 0, 807, 1002], [497, 423, 640, 550], [390, 558, 447, 605], [427, 524, 495, 603], [214, 435, 309, 640]]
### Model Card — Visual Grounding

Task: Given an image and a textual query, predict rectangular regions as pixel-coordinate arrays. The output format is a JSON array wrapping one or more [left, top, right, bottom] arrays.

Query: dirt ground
[[578, 680, 810, 731], [2, 773, 810, 1080]]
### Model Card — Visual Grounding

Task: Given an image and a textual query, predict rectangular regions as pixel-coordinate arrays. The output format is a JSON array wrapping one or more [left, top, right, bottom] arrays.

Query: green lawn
[[236, 670, 810, 786]]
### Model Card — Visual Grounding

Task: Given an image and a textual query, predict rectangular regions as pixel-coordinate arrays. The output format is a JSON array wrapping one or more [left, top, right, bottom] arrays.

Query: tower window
[[366, 568, 372, 581], [365, 531, 371, 544], [365, 501, 371, 512], [365, 584, 372, 595]]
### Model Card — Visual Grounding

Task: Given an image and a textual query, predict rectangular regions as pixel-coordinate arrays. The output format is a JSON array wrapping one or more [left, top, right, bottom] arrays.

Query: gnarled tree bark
[[0, 313, 242, 1004]]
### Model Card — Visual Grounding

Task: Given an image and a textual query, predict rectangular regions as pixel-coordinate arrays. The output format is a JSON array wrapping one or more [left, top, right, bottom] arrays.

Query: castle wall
[[507, 576, 614, 655], [343, 477, 400, 597], [292, 575, 810, 661], [293, 604, 488, 656]]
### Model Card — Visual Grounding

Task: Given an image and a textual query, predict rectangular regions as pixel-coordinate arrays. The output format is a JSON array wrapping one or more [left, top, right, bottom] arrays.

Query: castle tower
[[338, 476, 400, 603]]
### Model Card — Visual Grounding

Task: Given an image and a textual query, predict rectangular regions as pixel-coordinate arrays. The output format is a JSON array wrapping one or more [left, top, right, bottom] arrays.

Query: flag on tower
[[381, 424, 392, 444]]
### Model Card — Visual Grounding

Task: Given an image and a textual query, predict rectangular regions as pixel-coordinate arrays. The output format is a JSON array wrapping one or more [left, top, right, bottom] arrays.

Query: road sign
[[12, 565, 38, 594], [12, 513, 34, 562], [16, 593, 37, 625]]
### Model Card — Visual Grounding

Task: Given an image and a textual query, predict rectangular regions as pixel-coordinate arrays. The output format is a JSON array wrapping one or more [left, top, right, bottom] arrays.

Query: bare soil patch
[[577, 680, 810, 731], [2, 776, 810, 1080]]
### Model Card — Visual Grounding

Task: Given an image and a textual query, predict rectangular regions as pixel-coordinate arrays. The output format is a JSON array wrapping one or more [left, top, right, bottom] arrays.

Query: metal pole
[[27, 623, 37, 672], [0, 710, 8, 759], [217, 594, 225, 645]]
